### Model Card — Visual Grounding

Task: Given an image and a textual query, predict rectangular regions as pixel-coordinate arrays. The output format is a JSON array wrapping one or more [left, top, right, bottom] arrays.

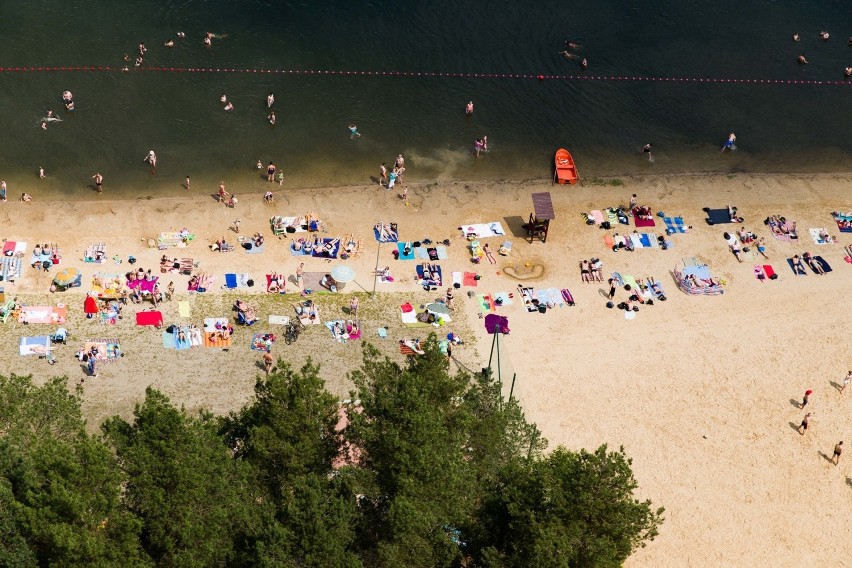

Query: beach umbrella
[[53, 267, 80, 287], [331, 264, 356, 283], [83, 294, 98, 315], [426, 302, 450, 315]]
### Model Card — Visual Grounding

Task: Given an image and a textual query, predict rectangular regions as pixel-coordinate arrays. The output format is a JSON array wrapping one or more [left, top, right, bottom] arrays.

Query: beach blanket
[[30, 252, 55, 269], [91, 273, 123, 298], [415, 264, 442, 287], [188, 273, 215, 292], [451, 272, 463, 287], [399, 304, 430, 328], [396, 242, 416, 260], [83, 338, 121, 361], [463, 272, 478, 287], [786, 258, 807, 276], [589, 210, 605, 225], [268, 315, 290, 325], [705, 209, 735, 225], [373, 224, 399, 242], [494, 291, 513, 306], [243, 242, 265, 254], [1, 256, 22, 283], [289, 241, 310, 256], [630, 234, 657, 249], [250, 333, 273, 352], [415, 246, 448, 261], [84, 243, 107, 263], [224, 273, 252, 289], [2, 241, 27, 257], [294, 303, 321, 325], [834, 213, 852, 233], [19, 335, 51, 356], [460, 222, 506, 239], [157, 232, 189, 249], [682, 264, 713, 280], [135, 311, 163, 327], [808, 228, 833, 245], [18, 305, 66, 324], [633, 212, 656, 228], [162, 326, 192, 350], [301, 272, 332, 294], [270, 215, 308, 235], [561, 289, 576, 306], [663, 217, 687, 233], [518, 287, 538, 312], [484, 314, 510, 334], [809, 256, 832, 274], [324, 321, 362, 342], [266, 274, 287, 293], [536, 288, 564, 307], [477, 294, 496, 313], [127, 277, 158, 292], [311, 238, 340, 259], [202, 318, 232, 348], [178, 301, 191, 318]]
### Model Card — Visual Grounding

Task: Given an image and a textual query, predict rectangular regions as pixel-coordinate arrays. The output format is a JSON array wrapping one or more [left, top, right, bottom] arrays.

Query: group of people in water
[[559, 40, 588, 70], [793, 30, 852, 76]]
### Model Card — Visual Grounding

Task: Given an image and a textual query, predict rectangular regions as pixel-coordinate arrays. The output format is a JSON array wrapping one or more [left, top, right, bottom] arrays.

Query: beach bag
[[285, 227, 296, 233], [601, 221, 611, 230], [606, 301, 614, 309], [538, 305, 547, 314]]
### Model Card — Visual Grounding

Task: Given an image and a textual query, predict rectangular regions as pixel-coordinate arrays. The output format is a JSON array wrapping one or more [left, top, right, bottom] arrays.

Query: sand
[[2, 172, 852, 566]]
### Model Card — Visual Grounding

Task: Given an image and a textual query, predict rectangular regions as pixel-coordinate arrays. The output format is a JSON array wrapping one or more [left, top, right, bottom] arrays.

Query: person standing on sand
[[798, 413, 811, 435], [1, 179, 7, 202], [607, 278, 617, 300], [839, 371, 851, 394], [86, 353, 97, 378], [185, 176, 190, 191], [445, 287, 455, 310], [39, 167, 45, 179], [92, 172, 103, 193], [263, 352, 274, 375], [832, 441, 843, 465], [722, 132, 737, 152], [233, 219, 240, 234], [267, 161, 276, 182], [801, 389, 812, 409], [379, 162, 388, 186], [296, 262, 304, 290]]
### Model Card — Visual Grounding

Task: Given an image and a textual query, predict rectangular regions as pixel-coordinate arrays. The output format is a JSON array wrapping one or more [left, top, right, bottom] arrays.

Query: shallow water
[[0, 0, 850, 200]]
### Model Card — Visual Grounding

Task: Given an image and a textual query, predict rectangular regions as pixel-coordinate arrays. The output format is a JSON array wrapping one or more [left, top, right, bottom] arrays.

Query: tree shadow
[[789, 421, 802, 435], [789, 398, 802, 409]]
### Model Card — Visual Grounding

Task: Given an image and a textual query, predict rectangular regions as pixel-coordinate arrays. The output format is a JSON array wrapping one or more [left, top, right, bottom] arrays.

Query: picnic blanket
[[663, 217, 687, 233], [536, 288, 564, 307], [1, 256, 22, 283], [271, 215, 309, 235], [311, 238, 340, 259], [484, 314, 510, 334], [250, 333, 274, 352], [162, 326, 193, 350], [396, 242, 416, 260], [83, 339, 121, 361], [18, 305, 66, 324], [460, 222, 506, 239], [294, 302, 321, 325], [127, 277, 158, 292], [808, 228, 833, 245], [19, 335, 51, 356], [224, 273, 252, 289], [633, 211, 656, 228], [705, 208, 736, 225], [373, 224, 399, 242], [415, 246, 448, 261], [415, 264, 442, 287], [135, 311, 163, 327]]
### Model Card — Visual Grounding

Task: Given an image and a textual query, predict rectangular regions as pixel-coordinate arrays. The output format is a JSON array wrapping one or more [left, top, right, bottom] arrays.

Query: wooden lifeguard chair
[[527, 192, 555, 243]]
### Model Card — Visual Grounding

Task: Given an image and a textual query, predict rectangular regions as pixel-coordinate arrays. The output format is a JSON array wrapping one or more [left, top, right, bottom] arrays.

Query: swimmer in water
[[135, 56, 143, 67], [849, 36, 852, 46], [41, 122, 47, 130], [39, 167, 45, 179], [797, 53, 808, 65], [348, 124, 361, 138], [203, 33, 212, 47], [267, 93, 274, 108], [62, 90, 73, 102], [122, 66, 129, 73], [177, 31, 185, 39], [465, 101, 473, 116], [145, 150, 157, 168], [220, 94, 227, 104], [47, 110, 55, 119], [138, 42, 147, 55], [580, 57, 588, 70], [21, 193, 32, 202], [268, 112, 276, 125], [123, 54, 130, 62], [257, 160, 263, 169], [721, 132, 737, 152], [65, 101, 75, 111], [165, 39, 174, 48], [792, 33, 800, 42], [224, 101, 234, 111], [819, 31, 829, 41], [564, 40, 581, 49], [845, 67, 852, 78]]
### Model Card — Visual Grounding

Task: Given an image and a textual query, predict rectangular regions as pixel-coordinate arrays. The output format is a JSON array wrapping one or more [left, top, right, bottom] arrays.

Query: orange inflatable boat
[[554, 148, 578, 185]]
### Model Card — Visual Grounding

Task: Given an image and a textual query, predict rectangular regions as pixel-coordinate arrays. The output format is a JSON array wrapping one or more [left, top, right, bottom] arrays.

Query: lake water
[[0, 0, 850, 200]]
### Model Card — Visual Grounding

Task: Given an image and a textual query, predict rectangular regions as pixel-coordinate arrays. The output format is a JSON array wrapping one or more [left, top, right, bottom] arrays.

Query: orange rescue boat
[[553, 148, 578, 185]]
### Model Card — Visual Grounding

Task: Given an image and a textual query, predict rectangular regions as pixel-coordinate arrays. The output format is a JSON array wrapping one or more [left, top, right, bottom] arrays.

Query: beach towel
[[763, 265, 777, 280], [251, 333, 273, 352], [682, 264, 712, 280], [705, 208, 736, 225], [243, 242, 265, 254], [477, 294, 495, 313], [83, 339, 121, 361], [640, 234, 654, 248], [18, 305, 66, 324], [633, 212, 656, 228], [484, 314, 510, 334], [834, 214, 852, 233], [589, 210, 605, 225], [1, 256, 22, 283], [289, 243, 309, 256], [127, 277, 158, 293], [19, 335, 51, 356], [373, 224, 399, 242], [561, 289, 576, 306], [494, 291, 513, 306], [663, 217, 687, 233], [786, 258, 807, 275], [603, 234, 615, 250], [136, 311, 163, 327], [415, 246, 449, 260], [400, 308, 429, 327], [451, 272, 463, 287], [396, 242, 416, 260], [518, 286, 537, 312], [809, 256, 832, 274], [629, 234, 643, 249], [537, 288, 565, 307], [178, 301, 191, 318], [163, 327, 192, 350], [224, 273, 251, 289], [808, 228, 832, 245], [415, 264, 442, 287], [301, 272, 332, 294], [311, 238, 340, 259], [84, 243, 107, 263], [463, 272, 478, 287], [271, 216, 308, 235], [461, 222, 506, 239], [269, 315, 290, 325], [2, 241, 27, 256]]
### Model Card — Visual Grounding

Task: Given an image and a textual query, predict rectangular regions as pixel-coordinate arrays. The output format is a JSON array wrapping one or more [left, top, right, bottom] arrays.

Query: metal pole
[[508, 373, 517, 400], [371, 239, 382, 298], [496, 332, 502, 387], [487, 330, 497, 370]]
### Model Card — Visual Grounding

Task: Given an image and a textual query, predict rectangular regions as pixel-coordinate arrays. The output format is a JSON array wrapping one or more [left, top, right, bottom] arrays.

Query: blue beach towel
[[225, 273, 238, 288], [289, 244, 308, 256], [396, 242, 416, 260], [639, 234, 652, 247], [374, 226, 399, 242], [244, 242, 265, 254], [682, 264, 712, 280]]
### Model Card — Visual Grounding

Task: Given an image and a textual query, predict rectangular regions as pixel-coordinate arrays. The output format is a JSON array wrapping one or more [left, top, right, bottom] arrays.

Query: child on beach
[[722, 132, 736, 152]]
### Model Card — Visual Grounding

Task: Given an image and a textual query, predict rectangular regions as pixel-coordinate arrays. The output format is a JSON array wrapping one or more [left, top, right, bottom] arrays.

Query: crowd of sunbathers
[[291, 235, 340, 258], [374, 222, 398, 242], [607, 276, 666, 312], [30, 243, 62, 271], [765, 215, 798, 239], [331, 320, 360, 343], [160, 255, 192, 274], [579, 258, 604, 282]]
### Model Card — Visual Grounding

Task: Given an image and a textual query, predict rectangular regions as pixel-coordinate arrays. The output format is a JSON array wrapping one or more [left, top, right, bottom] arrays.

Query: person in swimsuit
[[832, 441, 843, 465], [722, 132, 737, 152], [642, 144, 653, 161], [267, 162, 276, 182], [92, 172, 103, 193], [267, 93, 275, 108], [839, 371, 852, 394], [165, 39, 174, 48], [224, 101, 234, 111], [798, 413, 811, 435], [465, 101, 473, 116], [348, 124, 361, 138], [819, 31, 829, 41], [268, 112, 276, 125], [792, 33, 800, 42], [797, 53, 808, 65], [379, 162, 388, 186]]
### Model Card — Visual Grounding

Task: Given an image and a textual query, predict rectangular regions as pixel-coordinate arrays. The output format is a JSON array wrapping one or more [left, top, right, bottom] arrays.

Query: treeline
[[0, 336, 662, 567]]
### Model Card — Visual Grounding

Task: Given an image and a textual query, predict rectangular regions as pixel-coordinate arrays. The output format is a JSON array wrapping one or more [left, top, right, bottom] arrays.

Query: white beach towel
[[460, 222, 506, 239], [809, 228, 832, 245], [451, 271, 463, 286]]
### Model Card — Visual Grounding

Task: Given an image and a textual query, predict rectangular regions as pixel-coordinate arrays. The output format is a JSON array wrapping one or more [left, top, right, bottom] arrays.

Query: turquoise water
[[0, 0, 850, 199]]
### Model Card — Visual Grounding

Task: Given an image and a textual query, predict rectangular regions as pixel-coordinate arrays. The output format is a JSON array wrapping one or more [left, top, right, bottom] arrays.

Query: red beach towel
[[136, 311, 163, 327], [463, 272, 478, 287]]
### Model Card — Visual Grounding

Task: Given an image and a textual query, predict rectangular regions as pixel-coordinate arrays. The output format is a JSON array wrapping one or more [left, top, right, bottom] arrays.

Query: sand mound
[[502, 262, 545, 280]]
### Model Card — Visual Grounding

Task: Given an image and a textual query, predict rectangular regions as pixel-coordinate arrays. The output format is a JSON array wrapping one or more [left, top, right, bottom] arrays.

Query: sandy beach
[[2, 171, 852, 566]]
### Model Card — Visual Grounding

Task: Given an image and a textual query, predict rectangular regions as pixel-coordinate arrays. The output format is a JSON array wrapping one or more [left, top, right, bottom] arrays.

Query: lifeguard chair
[[526, 192, 555, 243]]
